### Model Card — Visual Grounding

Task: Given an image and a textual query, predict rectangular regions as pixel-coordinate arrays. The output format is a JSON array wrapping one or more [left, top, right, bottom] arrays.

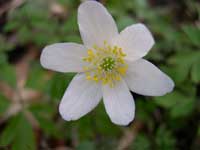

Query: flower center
[[82, 41, 128, 87], [100, 57, 115, 71]]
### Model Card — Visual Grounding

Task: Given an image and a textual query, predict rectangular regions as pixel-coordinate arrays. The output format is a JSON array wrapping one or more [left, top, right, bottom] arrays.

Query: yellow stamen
[[82, 41, 128, 87]]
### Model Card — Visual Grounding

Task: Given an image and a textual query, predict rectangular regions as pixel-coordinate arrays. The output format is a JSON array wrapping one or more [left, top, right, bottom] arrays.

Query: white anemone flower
[[40, 1, 174, 125]]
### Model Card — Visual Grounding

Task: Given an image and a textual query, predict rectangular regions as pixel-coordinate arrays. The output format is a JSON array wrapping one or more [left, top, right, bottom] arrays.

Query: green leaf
[[170, 96, 194, 118], [17, 26, 32, 44], [0, 36, 14, 52], [165, 51, 200, 84], [130, 134, 151, 150], [154, 91, 195, 118], [161, 65, 188, 84], [191, 60, 200, 83], [61, 13, 78, 33], [25, 62, 47, 91], [12, 113, 36, 150], [36, 115, 60, 138], [155, 126, 176, 150], [96, 138, 117, 150], [3, 21, 19, 32], [154, 92, 180, 108], [198, 125, 200, 136], [0, 64, 16, 88], [76, 115, 96, 140], [29, 103, 55, 118], [0, 114, 21, 146], [0, 54, 7, 65], [29, 103, 59, 138], [182, 25, 200, 47], [168, 50, 200, 66], [77, 141, 96, 150], [48, 73, 74, 100], [136, 99, 156, 127], [94, 102, 121, 137], [0, 113, 35, 149], [178, 82, 196, 97], [65, 35, 82, 43], [0, 93, 10, 115], [117, 15, 135, 31]]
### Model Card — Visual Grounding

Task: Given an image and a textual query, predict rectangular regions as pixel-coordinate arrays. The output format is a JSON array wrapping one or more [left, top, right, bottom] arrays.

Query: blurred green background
[[0, 0, 200, 149]]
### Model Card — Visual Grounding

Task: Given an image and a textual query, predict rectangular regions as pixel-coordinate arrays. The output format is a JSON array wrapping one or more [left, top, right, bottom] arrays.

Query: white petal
[[40, 43, 87, 73], [125, 59, 174, 96], [78, 1, 118, 48], [59, 73, 102, 121], [102, 79, 135, 125], [112, 23, 155, 61]]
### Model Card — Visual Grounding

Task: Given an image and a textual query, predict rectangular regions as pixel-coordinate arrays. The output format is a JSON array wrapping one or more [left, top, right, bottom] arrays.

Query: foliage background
[[0, 0, 200, 149]]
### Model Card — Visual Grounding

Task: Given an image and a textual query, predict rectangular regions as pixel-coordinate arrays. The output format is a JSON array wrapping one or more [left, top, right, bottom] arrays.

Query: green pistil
[[100, 57, 115, 71]]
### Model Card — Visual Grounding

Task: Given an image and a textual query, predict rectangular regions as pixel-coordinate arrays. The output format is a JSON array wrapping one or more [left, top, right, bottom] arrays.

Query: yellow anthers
[[119, 48, 126, 57], [83, 66, 89, 71], [115, 75, 121, 81], [102, 78, 108, 85], [117, 58, 125, 64], [82, 41, 128, 87], [93, 44, 98, 50], [93, 77, 98, 81], [117, 67, 127, 75], [98, 66, 102, 70], [87, 49, 94, 56], [86, 75, 92, 80], [82, 57, 90, 62], [113, 49, 118, 55]]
